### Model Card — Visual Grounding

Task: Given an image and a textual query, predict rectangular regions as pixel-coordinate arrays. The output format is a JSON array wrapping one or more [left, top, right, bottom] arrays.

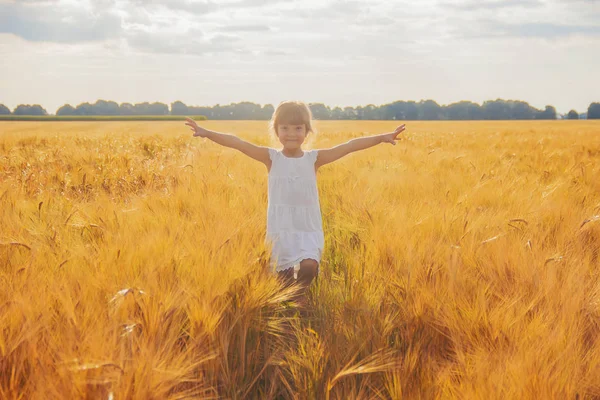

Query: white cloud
[[219, 24, 272, 32], [0, 0, 123, 43], [441, 0, 543, 10], [2, 0, 598, 51], [130, 0, 219, 15]]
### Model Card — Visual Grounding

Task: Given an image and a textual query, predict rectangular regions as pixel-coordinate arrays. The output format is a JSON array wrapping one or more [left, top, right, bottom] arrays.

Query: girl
[[184, 101, 406, 307]]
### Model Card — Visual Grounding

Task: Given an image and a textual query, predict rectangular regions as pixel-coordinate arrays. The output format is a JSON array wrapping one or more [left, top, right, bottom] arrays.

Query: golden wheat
[[1, 120, 600, 399]]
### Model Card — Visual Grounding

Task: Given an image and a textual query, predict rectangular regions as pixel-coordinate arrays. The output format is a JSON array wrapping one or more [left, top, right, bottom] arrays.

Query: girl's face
[[276, 123, 307, 149]]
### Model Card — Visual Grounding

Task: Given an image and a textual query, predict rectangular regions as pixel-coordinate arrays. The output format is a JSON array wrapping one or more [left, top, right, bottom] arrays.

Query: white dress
[[266, 148, 324, 273]]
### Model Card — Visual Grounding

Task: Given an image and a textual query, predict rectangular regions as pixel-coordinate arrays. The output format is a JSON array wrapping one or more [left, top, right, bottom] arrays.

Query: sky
[[0, 0, 599, 115]]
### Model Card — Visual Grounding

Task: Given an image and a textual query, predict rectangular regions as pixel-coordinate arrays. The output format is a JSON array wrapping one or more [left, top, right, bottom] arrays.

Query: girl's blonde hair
[[268, 101, 316, 138]]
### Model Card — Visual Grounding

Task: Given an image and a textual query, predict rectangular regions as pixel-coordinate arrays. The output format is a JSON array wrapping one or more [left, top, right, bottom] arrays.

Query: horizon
[[2, 98, 596, 116], [1, 0, 599, 114]]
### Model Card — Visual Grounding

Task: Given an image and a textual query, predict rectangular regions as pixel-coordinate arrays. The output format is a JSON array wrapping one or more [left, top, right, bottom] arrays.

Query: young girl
[[184, 101, 406, 306]]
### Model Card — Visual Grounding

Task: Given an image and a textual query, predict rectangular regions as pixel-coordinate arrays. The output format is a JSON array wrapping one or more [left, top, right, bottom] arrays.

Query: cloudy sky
[[1, 0, 599, 114]]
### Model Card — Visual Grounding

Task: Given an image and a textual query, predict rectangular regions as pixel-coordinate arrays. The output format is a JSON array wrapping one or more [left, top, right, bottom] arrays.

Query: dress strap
[[305, 149, 319, 164], [268, 148, 279, 161]]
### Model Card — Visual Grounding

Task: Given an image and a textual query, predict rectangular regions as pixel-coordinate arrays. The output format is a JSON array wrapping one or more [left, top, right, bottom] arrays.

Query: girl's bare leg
[[277, 259, 319, 312], [296, 259, 319, 311], [297, 258, 319, 287]]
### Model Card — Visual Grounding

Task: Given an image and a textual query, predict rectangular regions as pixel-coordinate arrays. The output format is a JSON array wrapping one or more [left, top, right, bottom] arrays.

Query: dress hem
[[274, 253, 320, 273]]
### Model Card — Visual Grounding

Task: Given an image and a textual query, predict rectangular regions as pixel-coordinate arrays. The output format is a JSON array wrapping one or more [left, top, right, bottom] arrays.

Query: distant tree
[[132, 102, 168, 115], [148, 102, 169, 115], [7, 98, 581, 120], [567, 110, 579, 120], [74, 102, 94, 115], [94, 100, 120, 115], [330, 106, 343, 120], [261, 104, 274, 119], [171, 101, 189, 115], [188, 105, 214, 118], [119, 103, 135, 115], [233, 102, 262, 119], [445, 101, 469, 120], [404, 101, 419, 120], [56, 104, 77, 115], [13, 104, 47, 115], [343, 106, 357, 120], [308, 103, 331, 120], [354, 105, 382, 120], [419, 100, 442, 120], [536, 105, 557, 120], [361, 104, 380, 120], [588, 103, 600, 119], [381, 101, 418, 120], [214, 104, 235, 119], [445, 101, 483, 120], [380, 101, 402, 120], [482, 99, 511, 120], [355, 105, 365, 120], [510, 101, 536, 120]]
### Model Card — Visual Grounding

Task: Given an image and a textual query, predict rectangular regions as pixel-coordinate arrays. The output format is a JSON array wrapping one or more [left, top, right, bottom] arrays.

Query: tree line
[[1, 100, 599, 120]]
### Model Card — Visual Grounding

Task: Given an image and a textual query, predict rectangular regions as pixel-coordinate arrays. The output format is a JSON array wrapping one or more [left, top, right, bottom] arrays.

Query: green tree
[[148, 102, 169, 115], [567, 110, 579, 120], [510, 101, 536, 120], [482, 99, 511, 120], [419, 100, 442, 120], [188, 105, 213, 119], [381, 101, 402, 120], [445, 101, 483, 120], [343, 106, 357, 120], [131, 102, 168, 115], [94, 100, 120, 115], [0, 104, 10, 115], [13, 104, 47, 115], [588, 103, 600, 119], [171, 101, 189, 115], [308, 103, 331, 120], [381, 101, 418, 120], [260, 104, 274, 119], [233, 102, 262, 119], [536, 105, 557, 120], [75, 102, 93, 115], [361, 104, 380, 120], [119, 103, 135, 115], [330, 107, 343, 120], [56, 104, 76, 115]]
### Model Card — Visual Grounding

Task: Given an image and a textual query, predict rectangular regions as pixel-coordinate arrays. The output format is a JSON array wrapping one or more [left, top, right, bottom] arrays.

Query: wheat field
[[1, 120, 600, 399]]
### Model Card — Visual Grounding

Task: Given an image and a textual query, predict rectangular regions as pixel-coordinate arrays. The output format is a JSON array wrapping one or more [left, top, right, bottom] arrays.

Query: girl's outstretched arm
[[185, 117, 270, 168], [315, 124, 406, 169]]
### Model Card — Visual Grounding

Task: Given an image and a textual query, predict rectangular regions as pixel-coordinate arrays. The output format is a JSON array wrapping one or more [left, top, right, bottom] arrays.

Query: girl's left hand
[[381, 124, 406, 145]]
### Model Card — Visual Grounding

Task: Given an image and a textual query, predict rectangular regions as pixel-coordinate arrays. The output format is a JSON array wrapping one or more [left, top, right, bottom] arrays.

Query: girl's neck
[[281, 148, 304, 158]]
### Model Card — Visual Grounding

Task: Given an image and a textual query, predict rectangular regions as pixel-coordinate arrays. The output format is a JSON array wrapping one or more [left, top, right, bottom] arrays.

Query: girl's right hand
[[185, 117, 208, 138]]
